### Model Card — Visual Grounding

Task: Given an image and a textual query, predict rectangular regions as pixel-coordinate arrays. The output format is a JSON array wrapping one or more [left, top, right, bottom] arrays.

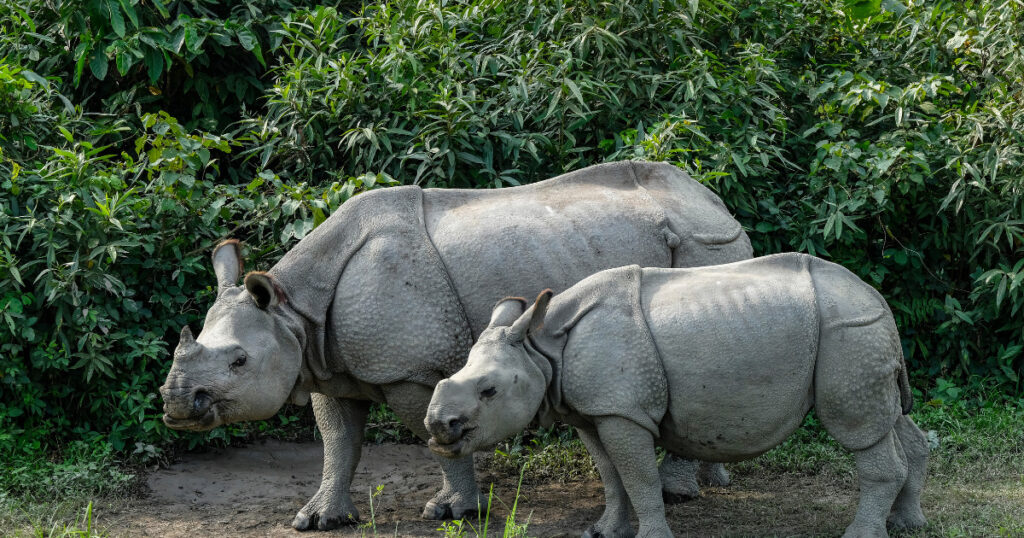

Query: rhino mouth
[[162, 403, 223, 431], [427, 428, 475, 458]]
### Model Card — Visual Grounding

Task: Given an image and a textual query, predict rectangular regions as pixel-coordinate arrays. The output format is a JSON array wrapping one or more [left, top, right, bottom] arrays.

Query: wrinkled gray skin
[[427, 253, 929, 538], [159, 161, 752, 530]]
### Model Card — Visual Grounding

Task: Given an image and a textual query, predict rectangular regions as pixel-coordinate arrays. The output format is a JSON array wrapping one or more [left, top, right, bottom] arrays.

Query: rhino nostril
[[447, 417, 463, 429], [193, 390, 212, 416]]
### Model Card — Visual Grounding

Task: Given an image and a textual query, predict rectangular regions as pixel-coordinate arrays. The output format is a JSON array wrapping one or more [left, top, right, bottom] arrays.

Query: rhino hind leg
[[380, 382, 483, 521], [814, 318, 926, 536], [697, 461, 730, 487], [841, 430, 908, 538], [578, 426, 632, 537], [887, 415, 928, 530], [657, 455, 699, 503], [293, 395, 370, 531]]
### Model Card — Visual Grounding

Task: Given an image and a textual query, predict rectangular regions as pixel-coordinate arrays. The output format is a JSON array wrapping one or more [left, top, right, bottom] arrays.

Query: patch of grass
[[437, 467, 531, 538], [1, 500, 106, 538], [490, 425, 597, 483], [1, 441, 134, 499], [365, 403, 419, 444], [0, 441, 132, 536]]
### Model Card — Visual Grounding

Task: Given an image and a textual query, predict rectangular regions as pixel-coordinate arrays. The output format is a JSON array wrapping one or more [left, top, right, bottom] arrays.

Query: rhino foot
[[697, 462, 731, 487], [292, 492, 360, 531], [841, 523, 889, 538], [421, 500, 479, 521], [887, 509, 927, 531], [583, 523, 632, 538]]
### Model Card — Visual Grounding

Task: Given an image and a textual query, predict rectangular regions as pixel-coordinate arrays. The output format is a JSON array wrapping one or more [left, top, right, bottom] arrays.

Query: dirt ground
[[94, 439, 875, 537]]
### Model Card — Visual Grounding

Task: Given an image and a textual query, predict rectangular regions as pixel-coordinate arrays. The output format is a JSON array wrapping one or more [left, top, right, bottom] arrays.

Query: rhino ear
[[488, 297, 527, 328], [509, 289, 554, 340], [212, 239, 243, 293], [244, 271, 284, 309]]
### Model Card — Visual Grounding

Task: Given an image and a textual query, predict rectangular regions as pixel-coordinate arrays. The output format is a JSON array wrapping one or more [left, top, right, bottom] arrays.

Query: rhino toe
[[292, 509, 358, 531], [583, 524, 633, 538], [421, 500, 483, 521], [887, 509, 927, 531], [291, 512, 313, 531], [421, 501, 452, 520]]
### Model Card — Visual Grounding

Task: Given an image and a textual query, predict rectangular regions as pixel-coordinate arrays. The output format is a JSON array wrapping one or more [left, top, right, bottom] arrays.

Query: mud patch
[[95, 440, 883, 537]]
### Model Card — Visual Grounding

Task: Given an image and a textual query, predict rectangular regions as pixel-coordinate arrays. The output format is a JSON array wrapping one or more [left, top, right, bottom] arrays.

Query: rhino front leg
[[382, 381, 483, 520], [424, 453, 483, 520], [293, 395, 370, 531], [577, 426, 632, 538], [595, 416, 673, 538]]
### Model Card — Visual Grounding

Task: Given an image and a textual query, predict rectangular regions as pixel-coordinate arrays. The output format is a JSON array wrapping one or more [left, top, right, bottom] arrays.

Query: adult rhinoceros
[[159, 161, 751, 530]]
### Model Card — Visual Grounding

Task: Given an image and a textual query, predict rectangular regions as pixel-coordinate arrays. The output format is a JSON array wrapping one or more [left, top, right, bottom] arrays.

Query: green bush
[[1, 0, 1022, 464], [0, 0, 310, 129]]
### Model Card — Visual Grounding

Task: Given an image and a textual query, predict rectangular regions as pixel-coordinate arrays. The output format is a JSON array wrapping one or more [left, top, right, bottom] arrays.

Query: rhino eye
[[231, 355, 247, 368], [480, 387, 496, 398]]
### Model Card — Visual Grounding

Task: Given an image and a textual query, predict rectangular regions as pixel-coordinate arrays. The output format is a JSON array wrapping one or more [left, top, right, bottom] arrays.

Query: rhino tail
[[897, 350, 913, 415]]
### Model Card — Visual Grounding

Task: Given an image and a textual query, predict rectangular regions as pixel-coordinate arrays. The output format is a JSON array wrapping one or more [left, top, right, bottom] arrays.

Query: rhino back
[[629, 161, 752, 265], [423, 161, 743, 336], [639, 254, 819, 460]]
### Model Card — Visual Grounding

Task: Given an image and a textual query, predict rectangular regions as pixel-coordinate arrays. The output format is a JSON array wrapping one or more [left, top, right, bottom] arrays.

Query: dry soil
[[95, 439, 874, 537]]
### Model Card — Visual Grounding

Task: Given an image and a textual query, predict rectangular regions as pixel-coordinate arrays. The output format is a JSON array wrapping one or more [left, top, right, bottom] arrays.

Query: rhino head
[[160, 240, 307, 431], [425, 290, 553, 458]]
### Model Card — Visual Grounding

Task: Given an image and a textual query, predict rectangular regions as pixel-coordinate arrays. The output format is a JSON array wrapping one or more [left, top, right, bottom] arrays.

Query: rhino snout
[[161, 385, 216, 424], [426, 414, 469, 445]]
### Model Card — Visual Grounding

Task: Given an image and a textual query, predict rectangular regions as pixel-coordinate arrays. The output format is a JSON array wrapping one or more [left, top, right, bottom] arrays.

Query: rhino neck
[[524, 332, 566, 426], [267, 188, 403, 382], [266, 186, 473, 386], [276, 302, 318, 405]]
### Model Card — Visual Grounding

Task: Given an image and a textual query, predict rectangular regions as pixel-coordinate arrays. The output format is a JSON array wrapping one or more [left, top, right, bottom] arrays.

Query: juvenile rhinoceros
[[426, 253, 928, 538], [159, 161, 751, 530]]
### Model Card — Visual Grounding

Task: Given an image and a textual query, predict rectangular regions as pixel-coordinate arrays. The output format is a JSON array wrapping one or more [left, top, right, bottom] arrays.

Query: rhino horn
[[174, 325, 201, 359]]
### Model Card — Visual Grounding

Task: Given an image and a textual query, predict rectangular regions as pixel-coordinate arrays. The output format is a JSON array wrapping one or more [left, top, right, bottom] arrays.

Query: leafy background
[[1, 0, 1022, 473]]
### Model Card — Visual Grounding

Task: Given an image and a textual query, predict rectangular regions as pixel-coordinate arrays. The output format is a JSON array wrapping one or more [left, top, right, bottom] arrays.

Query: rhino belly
[[641, 259, 819, 461], [424, 182, 674, 336], [657, 365, 814, 462]]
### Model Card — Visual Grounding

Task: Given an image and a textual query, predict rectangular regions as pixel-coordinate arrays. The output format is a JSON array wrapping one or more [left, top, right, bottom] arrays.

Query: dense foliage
[[1, 0, 1022, 464]]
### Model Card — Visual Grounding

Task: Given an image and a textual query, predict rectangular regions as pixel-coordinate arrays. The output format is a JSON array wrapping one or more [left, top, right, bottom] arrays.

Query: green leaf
[[996, 276, 1007, 308], [116, 52, 134, 76], [845, 0, 881, 20], [184, 24, 206, 54], [151, 0, 170, 18], [73, 42, 89, 87], [236, 28, 257, 51], [89, 50, 108, 81], [144, 47, 163, 82], [108, 0, 126, 37], [119, 0, 139, 28]]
